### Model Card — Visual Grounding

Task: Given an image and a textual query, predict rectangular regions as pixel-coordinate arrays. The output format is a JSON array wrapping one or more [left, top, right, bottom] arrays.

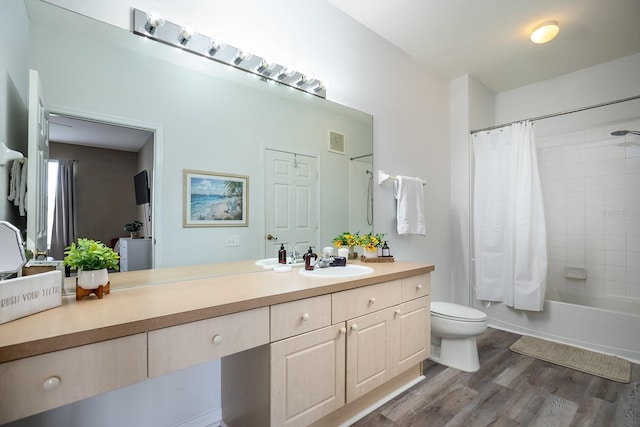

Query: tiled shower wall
[[537, 119, 640, 302]]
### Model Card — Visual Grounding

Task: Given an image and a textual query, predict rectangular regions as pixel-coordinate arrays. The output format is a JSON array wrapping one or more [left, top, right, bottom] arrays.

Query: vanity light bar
[[132, 9, 327, 99]]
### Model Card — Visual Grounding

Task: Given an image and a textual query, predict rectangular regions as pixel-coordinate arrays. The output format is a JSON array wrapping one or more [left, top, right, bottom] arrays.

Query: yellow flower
[[333, 231, 360, 248], [358, 233, 386, 251]]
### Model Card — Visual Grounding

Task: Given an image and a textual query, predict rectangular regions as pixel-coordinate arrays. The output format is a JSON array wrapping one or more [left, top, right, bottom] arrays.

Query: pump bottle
[[303, 247, 317, 271], [278, 244, 287, 264]]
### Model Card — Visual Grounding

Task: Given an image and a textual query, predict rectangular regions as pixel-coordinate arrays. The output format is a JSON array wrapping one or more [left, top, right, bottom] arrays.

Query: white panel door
[[265, 149, 318, 257], [26, 70, 49, 253]]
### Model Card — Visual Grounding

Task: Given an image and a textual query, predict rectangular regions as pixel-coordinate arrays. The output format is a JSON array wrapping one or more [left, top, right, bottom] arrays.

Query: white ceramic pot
[[363, 248, 379, 258], [77, 268, 109, 290]]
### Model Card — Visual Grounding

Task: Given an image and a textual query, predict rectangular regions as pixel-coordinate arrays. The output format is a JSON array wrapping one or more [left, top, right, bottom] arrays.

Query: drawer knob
[[369, 297, 376, 304], [395, 309, 402, 316], [212, 334, 223, 345], [351, 324, 358, 331], [339, 327, 347, 334], [301, 313, 310, 321], [416, 284, 423, 290], [42, 376, 61, 391]]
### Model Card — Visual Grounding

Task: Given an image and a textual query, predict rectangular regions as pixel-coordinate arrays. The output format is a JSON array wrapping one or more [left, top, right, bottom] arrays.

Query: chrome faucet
[[316, 248, 334, 268], [289, 245, 301, 264]]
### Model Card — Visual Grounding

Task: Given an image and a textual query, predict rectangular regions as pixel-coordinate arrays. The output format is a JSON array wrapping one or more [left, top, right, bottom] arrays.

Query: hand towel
[[7, 159, 21, 202], [394, 176, 425, 235], [18, 158, 27, 216]]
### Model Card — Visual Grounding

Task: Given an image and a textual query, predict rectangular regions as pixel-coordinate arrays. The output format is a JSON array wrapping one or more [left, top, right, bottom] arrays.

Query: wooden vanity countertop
[[0, 260, 434, 363]]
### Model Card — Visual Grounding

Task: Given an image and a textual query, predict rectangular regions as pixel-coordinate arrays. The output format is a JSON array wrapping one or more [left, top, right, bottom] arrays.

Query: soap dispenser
[[303, 246, 317, 271], [381, 241, 391, 257], [278, 243, 287, 264]]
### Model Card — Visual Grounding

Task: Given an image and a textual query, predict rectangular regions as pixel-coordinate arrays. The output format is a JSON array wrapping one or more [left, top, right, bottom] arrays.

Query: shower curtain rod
[[350, 153, 373, 160], [470, 94, 640, 134]]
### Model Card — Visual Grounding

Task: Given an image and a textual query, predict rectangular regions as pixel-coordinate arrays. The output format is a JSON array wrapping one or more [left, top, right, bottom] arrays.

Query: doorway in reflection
[[46, 114, 154, 267]]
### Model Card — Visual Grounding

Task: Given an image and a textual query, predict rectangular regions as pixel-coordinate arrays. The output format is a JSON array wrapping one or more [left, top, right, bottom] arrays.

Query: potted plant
[[124, 220, 144, 238], [358, 232, 386, 258], [332, 231, 360, 259], [63, 238, 119, 289]]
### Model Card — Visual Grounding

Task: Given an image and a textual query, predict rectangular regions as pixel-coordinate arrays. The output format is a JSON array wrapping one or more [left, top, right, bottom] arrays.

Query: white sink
[[255, 258, 304, 269], [298, 264, 374, 278]]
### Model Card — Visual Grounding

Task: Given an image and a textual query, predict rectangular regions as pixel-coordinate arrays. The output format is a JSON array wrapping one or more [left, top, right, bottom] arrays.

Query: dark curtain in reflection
[[50, 159, 76, 260]]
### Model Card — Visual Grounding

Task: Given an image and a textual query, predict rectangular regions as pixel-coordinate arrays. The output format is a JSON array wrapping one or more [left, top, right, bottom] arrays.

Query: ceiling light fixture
[[131, 9, 326, 98], [530, 20, 559, 44]]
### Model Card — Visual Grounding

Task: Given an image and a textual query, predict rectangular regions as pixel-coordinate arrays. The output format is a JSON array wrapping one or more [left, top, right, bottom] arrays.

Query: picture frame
[[183, 170, 249, 227]]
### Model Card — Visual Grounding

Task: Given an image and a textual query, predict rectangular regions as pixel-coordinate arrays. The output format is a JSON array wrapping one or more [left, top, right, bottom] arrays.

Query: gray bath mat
[[510, 335, 631, 383]]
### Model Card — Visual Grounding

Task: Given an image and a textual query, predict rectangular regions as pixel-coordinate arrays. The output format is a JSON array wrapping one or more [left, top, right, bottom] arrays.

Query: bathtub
[[477, 295, 640, 364]]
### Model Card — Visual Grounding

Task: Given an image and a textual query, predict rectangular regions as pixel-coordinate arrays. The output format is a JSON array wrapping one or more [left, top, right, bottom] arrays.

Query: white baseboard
[[173, 408, 222, 427]]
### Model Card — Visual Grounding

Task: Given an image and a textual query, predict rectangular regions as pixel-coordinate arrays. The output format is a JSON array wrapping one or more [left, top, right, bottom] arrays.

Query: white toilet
[[430, 301, 488, 373]]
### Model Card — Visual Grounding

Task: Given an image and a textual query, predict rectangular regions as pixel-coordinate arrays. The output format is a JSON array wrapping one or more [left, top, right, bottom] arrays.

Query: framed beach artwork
[[183, 170, 249, 227]]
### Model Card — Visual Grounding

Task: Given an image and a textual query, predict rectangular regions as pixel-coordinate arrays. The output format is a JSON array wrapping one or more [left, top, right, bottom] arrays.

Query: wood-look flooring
[[353, 328, 640, 427]]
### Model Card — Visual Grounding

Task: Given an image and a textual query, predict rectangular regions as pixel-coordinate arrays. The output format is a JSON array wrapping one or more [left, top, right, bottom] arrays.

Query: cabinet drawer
[[148, 307, 269, 377], [332, 280, 401, 323], [271, 295, 331, 341], [401, 273, 430, 302], [0, 333, 147, 425]]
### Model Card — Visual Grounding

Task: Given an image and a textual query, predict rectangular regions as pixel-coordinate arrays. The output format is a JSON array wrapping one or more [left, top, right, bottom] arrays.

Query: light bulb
[[178, 25, 196, 45], [233, 50, 251, 65], [257, 59, 274, 74], [208, 40, 223, 56], [144, 9, 164, 34], [295, 74, 308, 87], [276, 67, 294, 80]]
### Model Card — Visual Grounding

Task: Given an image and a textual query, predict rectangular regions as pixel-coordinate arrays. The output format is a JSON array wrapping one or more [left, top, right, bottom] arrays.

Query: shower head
[[611, 130, 640, 136]]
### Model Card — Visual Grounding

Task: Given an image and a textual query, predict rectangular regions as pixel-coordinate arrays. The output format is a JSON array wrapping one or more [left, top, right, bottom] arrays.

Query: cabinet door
[[271, 323, 346, 427], [395, 297, 429, 376], [345, 307, 396, 403]]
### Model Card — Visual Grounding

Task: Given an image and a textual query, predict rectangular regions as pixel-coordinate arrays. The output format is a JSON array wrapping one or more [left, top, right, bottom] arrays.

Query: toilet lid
[[431, 301, 487, 322]]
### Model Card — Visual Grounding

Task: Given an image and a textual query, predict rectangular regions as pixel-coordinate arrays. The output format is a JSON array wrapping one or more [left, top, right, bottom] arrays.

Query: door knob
[[266, 234, 278, 241]]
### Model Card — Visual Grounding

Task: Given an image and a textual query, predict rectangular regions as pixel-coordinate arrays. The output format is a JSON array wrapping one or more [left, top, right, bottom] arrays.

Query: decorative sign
[[0, 270, 62, 324]]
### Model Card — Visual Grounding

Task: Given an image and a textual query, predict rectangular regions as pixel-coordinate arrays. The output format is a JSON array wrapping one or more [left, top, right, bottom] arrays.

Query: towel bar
[[378, 170, 426, 186]]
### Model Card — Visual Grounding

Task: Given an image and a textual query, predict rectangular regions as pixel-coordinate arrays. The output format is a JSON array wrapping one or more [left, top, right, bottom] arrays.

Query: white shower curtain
[[473, 121, 548, 311]]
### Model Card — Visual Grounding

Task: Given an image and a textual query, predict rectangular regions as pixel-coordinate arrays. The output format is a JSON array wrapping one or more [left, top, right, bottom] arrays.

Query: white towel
[[18, 158, 27, 216], [394, 176, 425, 236], [7, 159, 21, 202]]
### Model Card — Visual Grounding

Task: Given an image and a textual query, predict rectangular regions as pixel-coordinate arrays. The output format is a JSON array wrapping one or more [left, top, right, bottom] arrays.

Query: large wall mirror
[[20, 0, 373, 281]]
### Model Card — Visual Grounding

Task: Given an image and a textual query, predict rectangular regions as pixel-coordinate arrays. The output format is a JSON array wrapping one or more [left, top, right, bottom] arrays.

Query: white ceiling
[[49, 114, 152, 152], [325, 0, 640, 93]]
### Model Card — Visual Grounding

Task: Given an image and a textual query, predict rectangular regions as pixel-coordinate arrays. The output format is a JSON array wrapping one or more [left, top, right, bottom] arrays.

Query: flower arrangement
[[358, 233, 386, 251], [332, 231, 361, 248], [63, 238, 120, 271], [332, 231, 387, 251]]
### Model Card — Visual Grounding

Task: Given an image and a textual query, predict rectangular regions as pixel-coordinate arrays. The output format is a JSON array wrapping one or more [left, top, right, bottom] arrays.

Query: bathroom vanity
[[0, 261, 433, 426]]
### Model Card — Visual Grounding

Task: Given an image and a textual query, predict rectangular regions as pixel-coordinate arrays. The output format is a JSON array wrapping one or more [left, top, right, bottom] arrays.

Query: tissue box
[[0, 270, 63, 324]]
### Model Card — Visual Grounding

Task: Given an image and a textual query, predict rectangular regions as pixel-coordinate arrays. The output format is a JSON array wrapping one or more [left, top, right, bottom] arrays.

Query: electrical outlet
[[226, 235, 240, 247]]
